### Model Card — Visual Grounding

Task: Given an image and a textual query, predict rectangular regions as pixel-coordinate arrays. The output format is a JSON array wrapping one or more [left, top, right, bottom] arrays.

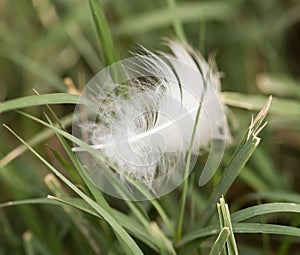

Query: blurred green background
[[0, 0, 300, 254]]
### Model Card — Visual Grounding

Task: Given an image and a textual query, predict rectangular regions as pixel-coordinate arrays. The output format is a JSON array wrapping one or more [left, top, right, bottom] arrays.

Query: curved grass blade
[[0, 93, 79, 114], [3, 124, 144, 255], [231, 203, 300, 223]]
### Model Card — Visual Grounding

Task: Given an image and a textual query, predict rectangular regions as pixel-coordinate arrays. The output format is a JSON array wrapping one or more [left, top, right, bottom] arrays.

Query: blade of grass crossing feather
[[43, 112, 168, 254], [42, 112, 113, 211], [217, 197, 239, 255], [88, 0, 118, 65], [43, 114, 145, 255], [0, 93, 79, 114], [45, 115, 151, 227], [208, 227, 230, 255], [45, 113, 175, 254], [202, 97, 272, 224], [3, 125, 144, 255], [166, 0, 187, 43], [23, 110, 173, 239], [176, 78, 206, 242]]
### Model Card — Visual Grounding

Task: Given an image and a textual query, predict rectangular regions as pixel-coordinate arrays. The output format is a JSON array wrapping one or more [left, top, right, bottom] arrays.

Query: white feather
[[73, 41, 230, 197]]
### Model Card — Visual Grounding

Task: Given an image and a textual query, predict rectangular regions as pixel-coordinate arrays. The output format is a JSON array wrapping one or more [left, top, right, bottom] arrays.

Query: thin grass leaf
[[0, 94, 79, 114], [222, 92, 300, 118], [178, 223, 300, 246], [256, 73, 300, 98], [231, 203, 300, 223], [0, 114, 73, 168], [238, 166, 269, 191], [47, 146, 83, 187], [3, 124, 144, 255], [208, 227, 230, 255], [166, 0, 187, 43], [88, 0, 118, 65], [202, 97, 272, 224], [0, 43, 66, 91], [64, 21, 103, 72], [232, 223, 300, 238], [217, 197, 239, 255], [176, 226, 221, 247], [175, 65, 208, 242], [234, 191, 300, 210], [113, 2, 234, 36]]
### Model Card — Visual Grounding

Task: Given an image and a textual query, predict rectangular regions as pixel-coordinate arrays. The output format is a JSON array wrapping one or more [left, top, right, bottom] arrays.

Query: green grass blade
[[113, 2, 234, 36], [202, 97, 272, 224], [88, 0, 118, 65], [222, 92, 300, 118], [0, 93, 79, 114], [244, 191, 300, 204], [231, 203, 300, 223], [208, 227, 230, 255], [0, 114, 73, 168], [232, 223, 300, 238], [217, 197, 239, 255], [0, 43, 66, 91], [166, 0, 187, 43], [176, 80, 205, 242], [178, 223, 300, 247], [3, 125, 144, 255]]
